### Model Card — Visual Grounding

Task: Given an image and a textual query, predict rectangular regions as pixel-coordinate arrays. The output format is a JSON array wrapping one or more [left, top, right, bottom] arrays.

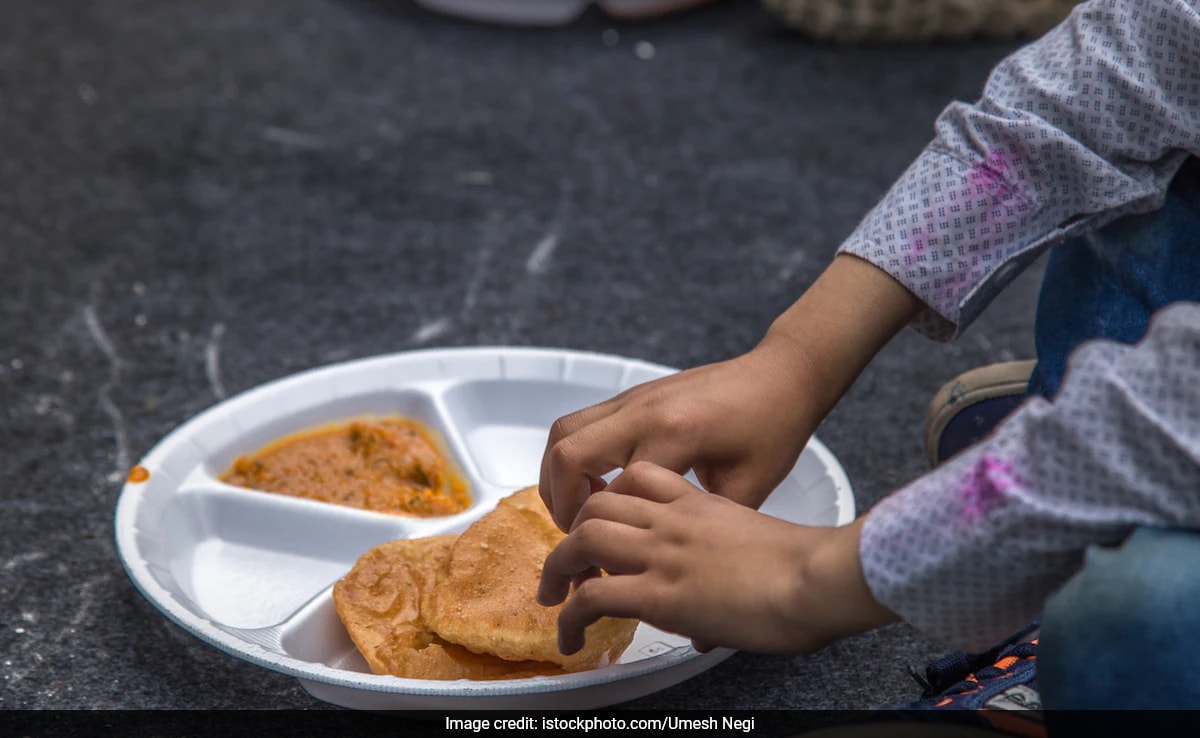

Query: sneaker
[[761, 0, 1082, 42], [784, 622, 1044, 738], [413, 0, 719, 26], [892, 619, 1046, 737], [922, 359, 1036, 467]]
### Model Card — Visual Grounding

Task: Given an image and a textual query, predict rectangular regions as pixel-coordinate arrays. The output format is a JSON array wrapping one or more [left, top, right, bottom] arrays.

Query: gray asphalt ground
[[1, 0, 1045, 724]]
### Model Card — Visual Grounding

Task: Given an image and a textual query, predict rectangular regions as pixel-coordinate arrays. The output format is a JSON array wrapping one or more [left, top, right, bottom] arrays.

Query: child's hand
[[538, 340, 818, 531], [538, 255, 925, 532], [536, 461, 898, 655]]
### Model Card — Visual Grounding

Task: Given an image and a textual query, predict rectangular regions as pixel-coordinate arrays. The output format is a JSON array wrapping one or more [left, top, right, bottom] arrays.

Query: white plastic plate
[[114, 347, 855, 710]]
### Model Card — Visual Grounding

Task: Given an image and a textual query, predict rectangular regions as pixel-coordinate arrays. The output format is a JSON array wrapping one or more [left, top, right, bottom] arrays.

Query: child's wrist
[[793, 517, 900, 649]]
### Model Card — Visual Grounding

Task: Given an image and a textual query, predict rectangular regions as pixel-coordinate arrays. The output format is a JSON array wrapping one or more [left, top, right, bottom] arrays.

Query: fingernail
[[558, 634, 579, 655], [537, 584, 564, 606]]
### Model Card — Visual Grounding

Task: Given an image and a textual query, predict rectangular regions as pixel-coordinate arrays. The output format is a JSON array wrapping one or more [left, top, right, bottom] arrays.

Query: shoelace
[[909, 618, 1041, 698], [909, 636, 1038, 698], [967, 641, 1037, 686]]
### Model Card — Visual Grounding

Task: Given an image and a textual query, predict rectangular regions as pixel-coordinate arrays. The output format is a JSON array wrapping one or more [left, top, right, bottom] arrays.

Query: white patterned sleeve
[[838, 0, 1200, 340], [858, 302, 1200, 652]]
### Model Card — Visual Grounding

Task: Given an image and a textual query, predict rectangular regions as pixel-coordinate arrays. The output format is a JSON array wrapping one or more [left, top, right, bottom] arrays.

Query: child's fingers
[[605, 460, 696, 504], [695, 463, 767, 509], [569, 488, 661, 532], [537, 518, 648, 606], [555, 574, 645, 656], [570, 566, 602, 594], [540, 408, 634, 530], [690, 638, 717, 653], [539, 417, 694, 530]]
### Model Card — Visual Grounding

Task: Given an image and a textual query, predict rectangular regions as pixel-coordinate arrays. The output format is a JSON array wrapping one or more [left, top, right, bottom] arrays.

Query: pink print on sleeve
[[966, 152, 1014, 195], [966, 151, 1032, 220], [909, 151, 1031, 264], [957, 453, 1028, 524]]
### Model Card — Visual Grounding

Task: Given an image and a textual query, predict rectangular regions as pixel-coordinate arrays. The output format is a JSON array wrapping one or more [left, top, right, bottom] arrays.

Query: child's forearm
[[758, 253, 925, 427]]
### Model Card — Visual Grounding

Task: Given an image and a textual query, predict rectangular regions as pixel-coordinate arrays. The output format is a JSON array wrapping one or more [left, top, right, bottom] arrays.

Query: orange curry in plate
[[220, 417, 470, 516]]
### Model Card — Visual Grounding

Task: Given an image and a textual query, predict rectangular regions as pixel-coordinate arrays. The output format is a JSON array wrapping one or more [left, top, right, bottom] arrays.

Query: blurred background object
[[412, 0, 1083, 40], [414, 0, 722, 25], [763, 0, 1083, 42]]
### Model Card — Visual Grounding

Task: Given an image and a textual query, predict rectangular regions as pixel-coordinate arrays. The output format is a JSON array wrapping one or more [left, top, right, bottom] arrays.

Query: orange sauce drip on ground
[[219, 417, 471, 516]]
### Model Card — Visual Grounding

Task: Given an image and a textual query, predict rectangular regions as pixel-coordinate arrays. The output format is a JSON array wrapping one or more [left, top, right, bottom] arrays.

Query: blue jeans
[[1027, 156, 1200, 400], [1028, 156, 1200, 711], [1040, 529, 1200, 709]]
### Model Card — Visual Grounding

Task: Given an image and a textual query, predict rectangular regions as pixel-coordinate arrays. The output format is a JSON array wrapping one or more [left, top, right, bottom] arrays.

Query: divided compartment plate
[[114, 347, 855, 710]]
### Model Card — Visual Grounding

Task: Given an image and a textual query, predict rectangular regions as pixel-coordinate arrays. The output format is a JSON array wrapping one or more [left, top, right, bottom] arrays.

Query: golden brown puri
[[428, 487, 638, 672], [333, 534, 563, 680], [333, 487, 639, 680], [221, 417, 470, 516]]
